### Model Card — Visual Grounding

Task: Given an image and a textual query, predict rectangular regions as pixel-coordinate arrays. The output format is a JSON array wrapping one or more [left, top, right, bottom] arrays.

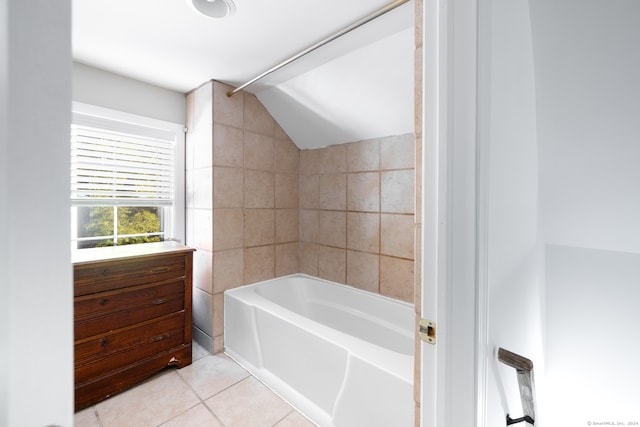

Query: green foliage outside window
[[80, 206, 162, 247]]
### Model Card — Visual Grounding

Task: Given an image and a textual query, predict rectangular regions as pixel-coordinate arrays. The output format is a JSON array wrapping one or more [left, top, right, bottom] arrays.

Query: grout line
[[202, 401, 228, 427], [271, 409, 295, 427], [154, 402, 201, 427], [94, 407, 104, 427]]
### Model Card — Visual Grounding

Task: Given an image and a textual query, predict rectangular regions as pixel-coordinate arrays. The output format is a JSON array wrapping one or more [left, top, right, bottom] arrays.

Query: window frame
[[70, 102, 185, 250]]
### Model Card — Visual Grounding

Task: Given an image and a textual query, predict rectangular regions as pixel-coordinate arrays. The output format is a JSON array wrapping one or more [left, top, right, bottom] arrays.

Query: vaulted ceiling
[[72, 0, 415, 149]]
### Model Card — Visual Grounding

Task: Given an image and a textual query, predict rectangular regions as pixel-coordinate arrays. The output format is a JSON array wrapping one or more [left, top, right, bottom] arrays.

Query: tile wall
[[186, 81, 418, 357], [185, 81, 300, 354], [298, 135, 416, 303]]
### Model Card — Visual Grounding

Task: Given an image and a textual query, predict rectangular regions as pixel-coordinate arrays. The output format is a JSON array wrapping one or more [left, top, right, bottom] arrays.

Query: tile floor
[[74, 341, 316, 427]]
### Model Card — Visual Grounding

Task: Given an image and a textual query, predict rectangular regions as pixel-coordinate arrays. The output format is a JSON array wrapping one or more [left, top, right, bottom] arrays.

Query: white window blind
[[71, 112, 176, 207]]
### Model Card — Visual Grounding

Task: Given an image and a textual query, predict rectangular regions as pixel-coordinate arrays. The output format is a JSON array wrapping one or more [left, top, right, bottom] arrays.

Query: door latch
[[419, 319, 436, 345]]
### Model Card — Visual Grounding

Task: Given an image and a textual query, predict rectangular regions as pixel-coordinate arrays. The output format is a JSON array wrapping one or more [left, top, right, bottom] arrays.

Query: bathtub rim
[[224, 273, 415, 380]]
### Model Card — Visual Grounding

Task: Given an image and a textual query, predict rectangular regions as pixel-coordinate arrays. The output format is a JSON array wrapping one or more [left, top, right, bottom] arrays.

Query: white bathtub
[[224, 274, 414, 427]]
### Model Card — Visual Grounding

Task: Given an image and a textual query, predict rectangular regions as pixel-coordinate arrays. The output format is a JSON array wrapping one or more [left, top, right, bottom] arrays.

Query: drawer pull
[[152, 298, 169, 305], [150, 334, 169, 343], [99, 298, 110, 306], [150, 266, 170, 274]]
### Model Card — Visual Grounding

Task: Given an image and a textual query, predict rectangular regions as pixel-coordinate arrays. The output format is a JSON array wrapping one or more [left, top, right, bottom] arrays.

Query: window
[[71, 103, 184, 249]]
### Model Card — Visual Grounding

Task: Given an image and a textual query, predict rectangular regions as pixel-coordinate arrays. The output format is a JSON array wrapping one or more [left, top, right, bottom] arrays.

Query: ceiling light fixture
[[189, 0, 236, 19]]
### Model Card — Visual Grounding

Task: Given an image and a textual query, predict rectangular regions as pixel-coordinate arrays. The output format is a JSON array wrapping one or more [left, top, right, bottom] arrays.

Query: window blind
[[71, 112, 176, 207]]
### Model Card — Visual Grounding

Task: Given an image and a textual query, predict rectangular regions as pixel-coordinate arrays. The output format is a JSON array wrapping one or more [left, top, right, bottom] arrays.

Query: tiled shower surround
[[298, 137, 415, 300], [185, 80, 416, 354]]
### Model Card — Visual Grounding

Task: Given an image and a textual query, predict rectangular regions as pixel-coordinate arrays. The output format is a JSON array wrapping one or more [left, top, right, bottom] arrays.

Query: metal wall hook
[[507, 414, 535, 425], [498, 347, 537, 426]]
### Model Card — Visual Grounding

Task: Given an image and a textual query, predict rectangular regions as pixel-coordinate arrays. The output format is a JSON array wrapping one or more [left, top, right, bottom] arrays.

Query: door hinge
[[419, 319, 436, 345]]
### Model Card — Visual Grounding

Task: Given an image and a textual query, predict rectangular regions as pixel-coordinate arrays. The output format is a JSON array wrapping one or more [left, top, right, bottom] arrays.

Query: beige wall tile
[[213, 124, 243, 168], [415, 136, 423, 222], [244, 94, 275, 136], [213, 336, 224, 354], [380, 134, 415, 170], [193, 249, 213, 294], [275, 243, 299, 277], [185, 90, 195, 133], [244, 209, 275, 247], [346, 251, 379, 293], [381, 214, 415, 259], [185, 133, 195, 172], [275, 209, 299, 243], [213, 293, 224, 337], [185, 170, 194, 207], [299, 242, 318, 276], [192, 82, 213, 131], [193, 288, 213, 337], [213, 167, 243, 209], [380, 256, 414, 302], [191, 126, 213, 170], [299, 209, 318, 243], [244, 169, 274, 208], [275, 137, 299, 174], [275, 174, 299, 209], [318, 246, 346, 284], [213, 209, 243, 251], [244, 245, 275, 284], [193, 167, 212, 210], [186, 208, 194, 247], [319, 173, 346, 211], [415, 0, 424, 47], [274, 122, 288, 140], [381, 170, 415, 214], [244, 131, 274, 171], [347, 172, 380, 212], [347, 139, 380, 172], [299, 174, 319, 209], [319, 144, 347, 174], [213, 81, 243, 128], [347, 212, 380, 253], [414, 46, 423, 138], [193, 209, 213, 252], [318, 211, 346, 248], [414, 224, 422, 314], [299, 149, 320, 176], [213, 248, 244, 294]]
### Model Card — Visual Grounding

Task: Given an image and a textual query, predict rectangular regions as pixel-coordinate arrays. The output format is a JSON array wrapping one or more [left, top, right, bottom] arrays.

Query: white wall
[[529, 0, 640, 423], [531, 0, 640, 254], [73, 61, 186, 125], [1, 0, 74, 425], [546, 245, 640, 423], [483, 0, 545, 425], [257, 28, 414, 150]]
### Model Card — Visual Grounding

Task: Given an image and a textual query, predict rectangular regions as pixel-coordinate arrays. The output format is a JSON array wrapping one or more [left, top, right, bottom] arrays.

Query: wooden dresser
[[72, 241, 195, 411]]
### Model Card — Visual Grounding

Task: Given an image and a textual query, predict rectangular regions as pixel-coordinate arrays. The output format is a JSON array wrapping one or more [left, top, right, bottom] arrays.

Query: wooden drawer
[[74, 280, 185, 340], [74, 254, 186, 297], [75, 312, 185, 385], [72, 242, 194, 411], [74, 343, 192, 410]]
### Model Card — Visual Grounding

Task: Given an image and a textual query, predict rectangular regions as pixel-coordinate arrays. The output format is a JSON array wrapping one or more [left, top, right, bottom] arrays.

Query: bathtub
[[224, 274, 414, 427]]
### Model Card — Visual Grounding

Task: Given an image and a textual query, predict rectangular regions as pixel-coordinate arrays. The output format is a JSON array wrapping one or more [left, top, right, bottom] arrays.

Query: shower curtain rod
[[226, 0, 411, 97]]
